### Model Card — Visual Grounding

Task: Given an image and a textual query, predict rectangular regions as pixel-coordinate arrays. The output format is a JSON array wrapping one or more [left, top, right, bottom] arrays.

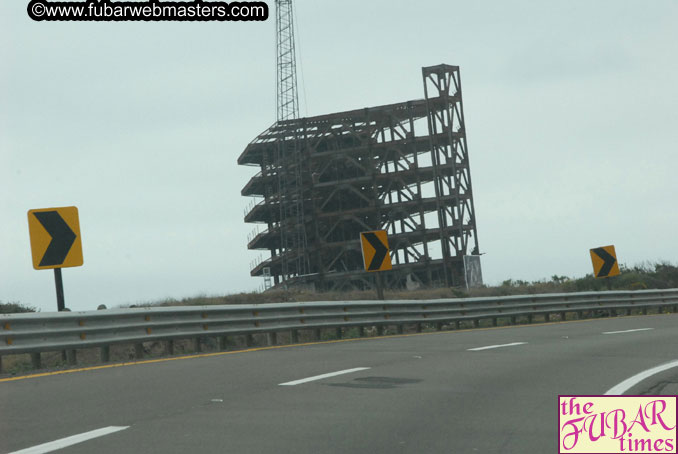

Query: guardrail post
[[100, 346, 110, 363], [290, 330, 298, 344], [415, 323, 422, 333], [31, 352, 41, 369], [544, 314, 550, 322], [454, 321, 460, 330], [510, 316, 516, 325], [167, 340, 175, 355], [313, 328, 321, 341], [0, 355, 3, 374], [66, 350, 77, 365], [194, 337, 201, 353], [491, 318, 498, 327], [473, 320, 480, 328], [527, 314, 533, 324], [560, 312, 566, 321], [357, 326, 365, 337], [267, 332, 277, 346], [643, 307, 648, 315], [376, 326, 384, 336], [335, 327, 342, 339], [246, 334, 254, 347], [219, 336, 228, 351], [134, 343, 144, 359], [397, 325, 404, 334], [435, 322, 443, 331]]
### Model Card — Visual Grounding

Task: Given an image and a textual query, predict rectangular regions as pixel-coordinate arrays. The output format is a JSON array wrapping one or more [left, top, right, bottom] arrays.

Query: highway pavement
[[2, 313, 678, 453]]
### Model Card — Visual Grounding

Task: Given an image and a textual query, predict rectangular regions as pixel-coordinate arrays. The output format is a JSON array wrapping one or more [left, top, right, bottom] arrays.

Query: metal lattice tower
[[272, 0, 309, 286], [275, 0, 299, 122]]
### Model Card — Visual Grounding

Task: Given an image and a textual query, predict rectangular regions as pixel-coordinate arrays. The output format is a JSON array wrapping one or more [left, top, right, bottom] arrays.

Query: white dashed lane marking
[[467, 342, 527, 351], [279, 367, 371, 386], [602, 328, 654, 335], [8, 426, 129, 454]]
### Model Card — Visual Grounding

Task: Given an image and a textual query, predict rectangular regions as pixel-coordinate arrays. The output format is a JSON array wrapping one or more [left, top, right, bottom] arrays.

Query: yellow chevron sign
[[360, 230, 392, 272], [589, 245, 620, 279], [27, 206, 83, 270]]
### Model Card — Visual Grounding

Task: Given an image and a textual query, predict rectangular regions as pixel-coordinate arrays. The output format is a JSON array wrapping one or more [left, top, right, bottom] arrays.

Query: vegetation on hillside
[[0, 301, 36, 314], [130, 261, 678, 307], [496, 262, 677, 294], [5, 263, 676, 311]]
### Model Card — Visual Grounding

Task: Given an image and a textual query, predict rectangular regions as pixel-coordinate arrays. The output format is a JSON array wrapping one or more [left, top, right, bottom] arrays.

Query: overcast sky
[[2, 1, 677, 312]]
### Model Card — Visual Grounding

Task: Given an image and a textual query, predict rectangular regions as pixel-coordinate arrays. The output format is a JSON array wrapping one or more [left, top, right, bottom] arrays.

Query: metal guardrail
[[1, 289, 677, 372]]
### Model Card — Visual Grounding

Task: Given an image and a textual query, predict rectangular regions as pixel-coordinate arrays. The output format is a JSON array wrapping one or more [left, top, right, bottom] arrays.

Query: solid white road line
[[605, 360, 678, 395], [467, 342, 527, 351], [279, 367, 370, 386], [8, 426, 129, 454], [602, 328, 654, 335]]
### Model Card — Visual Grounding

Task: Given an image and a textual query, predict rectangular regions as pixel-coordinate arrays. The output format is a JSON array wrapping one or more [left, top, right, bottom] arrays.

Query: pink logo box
[[559, 395, 677, 453]]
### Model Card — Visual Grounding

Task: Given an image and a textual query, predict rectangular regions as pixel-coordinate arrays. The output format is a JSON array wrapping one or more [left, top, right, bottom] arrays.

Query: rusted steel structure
[[239, 64, 481, 291]]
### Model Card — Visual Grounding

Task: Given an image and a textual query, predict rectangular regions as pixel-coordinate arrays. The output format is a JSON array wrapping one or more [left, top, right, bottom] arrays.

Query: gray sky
[[2, 1, 677, 312]]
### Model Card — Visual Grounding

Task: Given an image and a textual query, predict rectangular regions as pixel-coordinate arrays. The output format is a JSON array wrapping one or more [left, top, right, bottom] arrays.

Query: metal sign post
[[54, 268, 66, 312], [375, 272, 385, 300]]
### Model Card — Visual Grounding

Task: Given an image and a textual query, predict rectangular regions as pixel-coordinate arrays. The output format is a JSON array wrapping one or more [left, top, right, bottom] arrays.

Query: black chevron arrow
[[33, 211, 77, 267], [592, 247, 616, 278], [363, 232, 388, 271]]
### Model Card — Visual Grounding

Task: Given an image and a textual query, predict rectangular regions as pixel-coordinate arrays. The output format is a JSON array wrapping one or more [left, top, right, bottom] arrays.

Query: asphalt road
[[2, 314, 678, 453]]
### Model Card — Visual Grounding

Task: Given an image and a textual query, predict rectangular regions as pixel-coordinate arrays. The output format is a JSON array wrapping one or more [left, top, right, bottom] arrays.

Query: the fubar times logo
[[559, 396, 677, 453]]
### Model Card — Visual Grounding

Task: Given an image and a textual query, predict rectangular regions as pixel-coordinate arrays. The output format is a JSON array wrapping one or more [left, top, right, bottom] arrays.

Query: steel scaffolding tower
[[240, 64, 481, 291]]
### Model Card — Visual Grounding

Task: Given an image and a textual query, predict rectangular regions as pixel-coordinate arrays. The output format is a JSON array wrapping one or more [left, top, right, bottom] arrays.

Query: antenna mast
[[275, 0, 299, 121], [273, 0, 309, 287]]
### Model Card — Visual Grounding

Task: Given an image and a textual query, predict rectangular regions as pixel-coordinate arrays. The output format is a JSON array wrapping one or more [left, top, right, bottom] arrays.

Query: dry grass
[[128, 282, 571, 308], [133, 264, 678, 308]]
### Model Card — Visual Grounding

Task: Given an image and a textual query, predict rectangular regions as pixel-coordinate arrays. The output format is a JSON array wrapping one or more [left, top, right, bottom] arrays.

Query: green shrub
[[0, 301, 36, 314]]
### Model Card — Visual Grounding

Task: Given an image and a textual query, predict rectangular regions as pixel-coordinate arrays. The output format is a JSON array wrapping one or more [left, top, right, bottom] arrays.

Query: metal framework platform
[[239, 64, 481, 291]]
